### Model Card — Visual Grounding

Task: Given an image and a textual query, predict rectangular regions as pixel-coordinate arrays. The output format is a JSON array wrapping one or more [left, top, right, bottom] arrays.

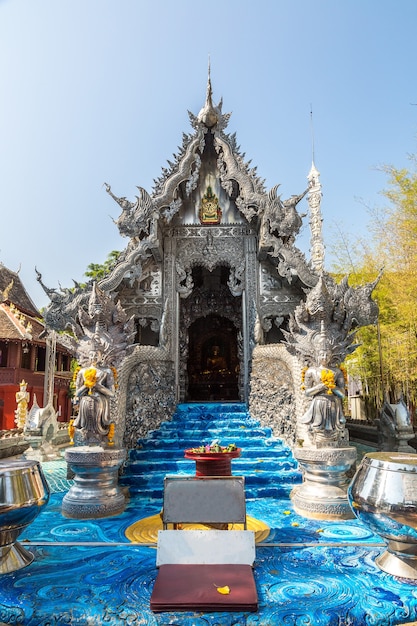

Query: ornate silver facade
[[39, 75, 379, 451]]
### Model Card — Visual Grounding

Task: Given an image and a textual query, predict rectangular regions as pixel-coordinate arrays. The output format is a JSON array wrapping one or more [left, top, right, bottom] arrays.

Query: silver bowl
[[348, 452, 417, 578], [0, 459, 50, 574]]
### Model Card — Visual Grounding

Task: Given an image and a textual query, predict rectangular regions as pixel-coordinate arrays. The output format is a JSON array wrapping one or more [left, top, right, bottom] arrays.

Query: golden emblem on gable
[[199, 186, 222, 224]]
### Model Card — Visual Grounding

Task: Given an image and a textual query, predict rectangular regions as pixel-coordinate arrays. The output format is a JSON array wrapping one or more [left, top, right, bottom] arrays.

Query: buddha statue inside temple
[[205, 345, 228, 373]]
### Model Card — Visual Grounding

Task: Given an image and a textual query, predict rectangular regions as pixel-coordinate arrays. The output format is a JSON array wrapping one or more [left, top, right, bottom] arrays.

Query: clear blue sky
[[1, 0, 417, 309]]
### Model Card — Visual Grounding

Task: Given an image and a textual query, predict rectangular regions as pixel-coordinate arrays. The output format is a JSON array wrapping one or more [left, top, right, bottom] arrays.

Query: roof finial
[[207, 56, 212, 98], [310, 104, 315, 164], [197, 57, 219, 128], [205, 56, 214, 110]]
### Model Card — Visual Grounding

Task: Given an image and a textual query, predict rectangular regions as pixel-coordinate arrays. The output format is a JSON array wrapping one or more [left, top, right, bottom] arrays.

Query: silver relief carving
[[164, 198, 183, 224], [185, 153, 202, 196], [307, 162, 325, 273], [153, 130, 207, 212], [105, 184, 155, 240]]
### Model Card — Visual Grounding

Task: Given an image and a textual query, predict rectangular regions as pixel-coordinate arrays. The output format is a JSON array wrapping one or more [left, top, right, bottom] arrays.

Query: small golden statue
[[107, 423, 115, 446], [68, 419, 75, 445], [15, 380, 29, 429], [199, 186, 221, 224]]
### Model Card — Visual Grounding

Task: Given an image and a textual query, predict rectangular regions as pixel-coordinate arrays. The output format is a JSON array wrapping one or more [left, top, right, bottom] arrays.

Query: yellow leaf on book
[[216, 585, 231, 595]]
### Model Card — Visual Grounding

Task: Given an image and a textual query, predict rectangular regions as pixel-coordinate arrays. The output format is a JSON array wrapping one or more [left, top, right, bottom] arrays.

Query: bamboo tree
[[333, 154, 417, 419]]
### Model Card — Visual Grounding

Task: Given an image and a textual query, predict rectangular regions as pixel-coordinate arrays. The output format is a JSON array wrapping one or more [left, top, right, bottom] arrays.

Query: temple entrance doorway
[[186, 314, 239, 402]]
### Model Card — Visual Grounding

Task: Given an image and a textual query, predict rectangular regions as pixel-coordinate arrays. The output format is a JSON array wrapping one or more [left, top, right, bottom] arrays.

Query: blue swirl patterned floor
[[1, 404, 417, 625]]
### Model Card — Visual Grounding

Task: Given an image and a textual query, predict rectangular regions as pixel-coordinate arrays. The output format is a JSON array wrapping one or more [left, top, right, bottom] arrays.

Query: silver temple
[[38, 74, 380, 518]]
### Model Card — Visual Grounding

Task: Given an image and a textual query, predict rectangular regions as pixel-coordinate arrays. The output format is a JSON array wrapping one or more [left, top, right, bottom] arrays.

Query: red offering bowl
[[184, 448, 241, 476]]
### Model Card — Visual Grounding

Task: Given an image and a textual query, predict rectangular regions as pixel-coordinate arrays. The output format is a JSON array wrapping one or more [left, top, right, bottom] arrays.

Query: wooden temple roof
[[0, 265, 40, 317]]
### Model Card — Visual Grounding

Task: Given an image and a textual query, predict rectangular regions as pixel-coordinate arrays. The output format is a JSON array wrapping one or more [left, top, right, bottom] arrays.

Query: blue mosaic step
[[175, 402, 247, 414], [124, 463, 300, 485], [125, 457, 298, 474], [137, 430, 282, 448], [123, 480, 299, 502], [135, 436, 279, 450], [156, 411, 257, 423], [169, 415, 262, 424], [129, 445, 292, 459], [122, 402, 302, 501], [123, 469, 301, 490], [145, 427, 273, 440]]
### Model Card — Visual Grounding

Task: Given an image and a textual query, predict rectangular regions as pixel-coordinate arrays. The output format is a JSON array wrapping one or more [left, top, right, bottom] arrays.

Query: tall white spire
[[308, 161, 325, 273], [307, 107, 325, 273]]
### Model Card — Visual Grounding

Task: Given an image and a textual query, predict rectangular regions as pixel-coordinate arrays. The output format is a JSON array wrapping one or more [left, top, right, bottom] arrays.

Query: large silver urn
[[0, 459, 50, 574], [348, 452, 417, 579]]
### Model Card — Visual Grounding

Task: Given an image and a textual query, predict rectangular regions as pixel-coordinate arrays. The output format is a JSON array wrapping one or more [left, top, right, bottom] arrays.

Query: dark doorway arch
[[186, 314, 239, 401]]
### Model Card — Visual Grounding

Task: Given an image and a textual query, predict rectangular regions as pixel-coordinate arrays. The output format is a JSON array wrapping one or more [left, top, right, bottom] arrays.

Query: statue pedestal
[[62, 446, 126, 519], [396, 428, 416, 453], [291, 446, 357, 520]]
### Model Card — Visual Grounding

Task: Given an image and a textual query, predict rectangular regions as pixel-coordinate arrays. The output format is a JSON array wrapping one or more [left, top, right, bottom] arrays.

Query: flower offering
[[84, 367, 97, 395], [320, 368, 336, 394], [188, 442, 238, 454]]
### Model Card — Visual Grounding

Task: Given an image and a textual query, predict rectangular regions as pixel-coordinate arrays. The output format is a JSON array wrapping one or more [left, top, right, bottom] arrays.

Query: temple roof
[[40, 78, 320, 333], [0, 302, 44, 343], [105, 77, 271, 239], [0, 265, 40, 317], [0, 264, 72, 352], [0, 264, 44, 343]]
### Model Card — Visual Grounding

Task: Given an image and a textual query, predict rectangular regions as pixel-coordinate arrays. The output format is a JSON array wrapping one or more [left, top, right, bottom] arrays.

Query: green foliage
[[84, 250, 120, 280], [335, 153, 417, 416]]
